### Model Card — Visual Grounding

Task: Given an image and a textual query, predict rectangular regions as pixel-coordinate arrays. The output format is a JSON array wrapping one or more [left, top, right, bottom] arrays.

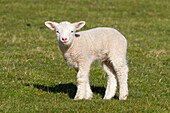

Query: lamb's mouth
[[63, 41, 68, 43], [62, 41, 70, 45]]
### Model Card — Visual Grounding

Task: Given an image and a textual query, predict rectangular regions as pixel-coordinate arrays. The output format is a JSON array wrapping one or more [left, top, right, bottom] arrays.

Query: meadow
[[0, 0, 169, 112]]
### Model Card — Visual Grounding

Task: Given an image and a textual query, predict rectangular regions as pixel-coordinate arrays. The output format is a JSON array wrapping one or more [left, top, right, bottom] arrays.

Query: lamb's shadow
[[27, 83, 106, 99]]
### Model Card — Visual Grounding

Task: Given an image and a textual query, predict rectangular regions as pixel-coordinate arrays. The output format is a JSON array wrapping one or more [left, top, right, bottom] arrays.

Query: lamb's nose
[[62, 38, 67, 41]]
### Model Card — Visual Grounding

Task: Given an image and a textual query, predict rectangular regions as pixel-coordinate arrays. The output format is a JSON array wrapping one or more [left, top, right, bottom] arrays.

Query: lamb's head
[[45, 21, 86, 45]]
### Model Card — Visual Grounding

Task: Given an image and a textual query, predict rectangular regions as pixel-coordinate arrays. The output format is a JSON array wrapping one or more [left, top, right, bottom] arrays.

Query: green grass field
[[0, 0, 169, 112]]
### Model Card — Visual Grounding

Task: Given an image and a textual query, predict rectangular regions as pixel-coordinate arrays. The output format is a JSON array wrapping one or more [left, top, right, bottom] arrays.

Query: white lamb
[[45, 21, 129, 100]]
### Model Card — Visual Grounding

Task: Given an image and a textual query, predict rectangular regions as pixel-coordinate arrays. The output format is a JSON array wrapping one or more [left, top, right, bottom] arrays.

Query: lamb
[[45, 21, 129, 100]]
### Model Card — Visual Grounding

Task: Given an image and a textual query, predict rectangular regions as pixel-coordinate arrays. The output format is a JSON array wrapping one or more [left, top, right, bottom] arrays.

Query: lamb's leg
[[74, 62, 92, 100], [102, 61, 117, 100], [113, 61, 129, 100]]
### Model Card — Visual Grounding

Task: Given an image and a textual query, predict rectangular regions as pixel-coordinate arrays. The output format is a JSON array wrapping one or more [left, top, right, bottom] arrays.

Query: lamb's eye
[[56, 31, 59, 33], [71, 31, 74, 33]]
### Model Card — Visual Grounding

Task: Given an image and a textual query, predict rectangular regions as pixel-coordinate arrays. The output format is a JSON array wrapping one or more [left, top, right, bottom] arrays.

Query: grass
[[0, 0, 169, 112]]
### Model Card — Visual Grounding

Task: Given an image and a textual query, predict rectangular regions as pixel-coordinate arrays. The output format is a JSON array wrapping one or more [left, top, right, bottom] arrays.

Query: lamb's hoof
[[103, 93, 115, 100], [84, 95, 93, 100], [74, 95, 84, 100], [119, 95, 128, 100], [84, 91, 93, 100], [74, 94, 93, 100], [103, 96, 113, 100]]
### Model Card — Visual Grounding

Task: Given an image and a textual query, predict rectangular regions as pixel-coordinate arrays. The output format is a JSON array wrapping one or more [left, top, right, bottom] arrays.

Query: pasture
[[0, 0, 169, 112]]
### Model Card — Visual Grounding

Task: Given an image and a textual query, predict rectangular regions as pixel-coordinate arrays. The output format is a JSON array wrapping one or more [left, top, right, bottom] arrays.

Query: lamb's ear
[[73, 21, 86, 30], [45, 21, 59, 31]]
